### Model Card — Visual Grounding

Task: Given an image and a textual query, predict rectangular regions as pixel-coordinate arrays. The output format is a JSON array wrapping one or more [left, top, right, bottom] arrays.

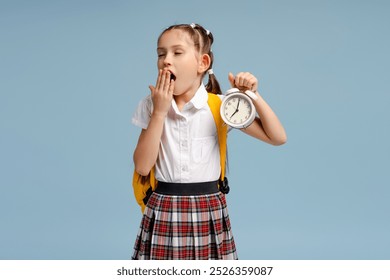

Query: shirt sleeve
[[131, 95, 153, 130]]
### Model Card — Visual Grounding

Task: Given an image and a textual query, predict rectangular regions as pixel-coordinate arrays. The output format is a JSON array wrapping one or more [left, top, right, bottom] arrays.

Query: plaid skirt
[[132, 191, 237, 260]]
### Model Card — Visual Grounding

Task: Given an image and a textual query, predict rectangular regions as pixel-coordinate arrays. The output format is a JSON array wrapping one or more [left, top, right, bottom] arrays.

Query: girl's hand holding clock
[[228, 72, 259, 93], [221, 72, 260, 129]]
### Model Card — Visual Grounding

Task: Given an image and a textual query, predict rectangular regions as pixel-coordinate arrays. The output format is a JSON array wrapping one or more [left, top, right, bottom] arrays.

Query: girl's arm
[[133, 69, 174, 176], [228, 72, 287, 146]]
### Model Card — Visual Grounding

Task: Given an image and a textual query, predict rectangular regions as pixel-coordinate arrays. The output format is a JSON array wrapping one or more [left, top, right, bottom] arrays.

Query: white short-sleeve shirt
[[132, 84, 224, 183]]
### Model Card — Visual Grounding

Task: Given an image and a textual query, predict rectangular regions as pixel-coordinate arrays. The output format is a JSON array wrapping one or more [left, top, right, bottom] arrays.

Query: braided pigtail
[[194, 24, 223, 95], [205, 51, 222, 95]]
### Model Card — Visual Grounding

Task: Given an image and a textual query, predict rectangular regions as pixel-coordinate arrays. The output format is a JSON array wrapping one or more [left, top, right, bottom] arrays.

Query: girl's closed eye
[[173, 49, 184, 55]]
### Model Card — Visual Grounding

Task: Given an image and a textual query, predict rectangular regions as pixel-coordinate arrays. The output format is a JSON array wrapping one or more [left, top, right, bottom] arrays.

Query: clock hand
[[230, 98, 241, 119], [230, 109, 238, 119]]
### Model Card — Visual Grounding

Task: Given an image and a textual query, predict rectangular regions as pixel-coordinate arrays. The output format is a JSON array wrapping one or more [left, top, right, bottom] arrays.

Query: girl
[[131, 23, 286, 260]]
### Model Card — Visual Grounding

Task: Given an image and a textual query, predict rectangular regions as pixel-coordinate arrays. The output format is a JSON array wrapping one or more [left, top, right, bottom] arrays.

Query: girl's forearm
[[133, 112, 166, 176], [252, 92, 287, 145]]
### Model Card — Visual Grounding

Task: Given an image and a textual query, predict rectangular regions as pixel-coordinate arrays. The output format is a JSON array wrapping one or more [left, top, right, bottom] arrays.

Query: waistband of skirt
[[155, 180, 219, 196]]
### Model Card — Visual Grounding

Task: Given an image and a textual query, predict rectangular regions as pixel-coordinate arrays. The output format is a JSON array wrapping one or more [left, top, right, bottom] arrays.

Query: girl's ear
[[198, 53, 211, 74]]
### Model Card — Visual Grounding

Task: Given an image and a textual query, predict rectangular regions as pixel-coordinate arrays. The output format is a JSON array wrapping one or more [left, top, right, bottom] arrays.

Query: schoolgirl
[[131, 23, 287, 260]]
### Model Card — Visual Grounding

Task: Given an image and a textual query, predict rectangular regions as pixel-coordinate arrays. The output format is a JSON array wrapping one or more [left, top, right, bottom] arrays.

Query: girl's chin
[[172, 86, 182, 96]]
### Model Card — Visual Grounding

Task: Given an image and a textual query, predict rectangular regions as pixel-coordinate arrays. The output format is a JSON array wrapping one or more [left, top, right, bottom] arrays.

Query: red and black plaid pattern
[[132, 192, 238, 260]]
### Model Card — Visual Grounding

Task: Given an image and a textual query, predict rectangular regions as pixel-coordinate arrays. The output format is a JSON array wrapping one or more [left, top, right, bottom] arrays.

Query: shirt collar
[[171, 84, 208, 114], [190, 83, 208, 110]]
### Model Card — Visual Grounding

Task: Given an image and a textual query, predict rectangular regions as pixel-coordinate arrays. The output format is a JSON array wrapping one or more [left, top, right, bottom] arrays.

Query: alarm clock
[[220, 88, 257, 129]]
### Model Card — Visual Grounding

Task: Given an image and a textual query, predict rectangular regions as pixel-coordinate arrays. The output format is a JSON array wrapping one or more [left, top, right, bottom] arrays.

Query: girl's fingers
[[149, 85, 155, 94], [243, 73, 253, 87], [248, 77, 258, 92], [168, 79, 175, 96], [240, 72, 251, 87], [156, 69, 171, 93], [233, 72, 258, 91], [228, 72, 235, 88], [157, 70, 166, 90], [236, 72, 246, 87], [163, 70, 171, 92], [155, 69, 163, 90]]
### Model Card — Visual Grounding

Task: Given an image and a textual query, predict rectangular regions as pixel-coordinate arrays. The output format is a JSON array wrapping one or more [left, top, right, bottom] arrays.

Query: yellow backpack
[[132, 93, 228, 213]]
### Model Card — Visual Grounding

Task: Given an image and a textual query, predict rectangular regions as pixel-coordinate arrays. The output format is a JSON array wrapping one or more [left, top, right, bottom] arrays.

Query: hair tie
[[207, 69, 214, 75], [206, 29, 210, 35], [190, 23, 196, 29]]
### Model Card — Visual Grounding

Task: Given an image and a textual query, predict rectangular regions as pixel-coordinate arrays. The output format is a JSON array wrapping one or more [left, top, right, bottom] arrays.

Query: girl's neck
[[174, 92, 194, 111], [174, 82, 202, 111]]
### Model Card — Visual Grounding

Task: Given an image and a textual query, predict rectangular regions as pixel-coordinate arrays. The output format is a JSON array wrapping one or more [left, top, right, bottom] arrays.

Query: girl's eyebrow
[[157, 44, 185, 51]]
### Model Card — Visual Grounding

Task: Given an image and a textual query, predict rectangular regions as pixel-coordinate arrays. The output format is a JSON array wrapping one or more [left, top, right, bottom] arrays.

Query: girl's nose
[[163, 54, 172, 66]]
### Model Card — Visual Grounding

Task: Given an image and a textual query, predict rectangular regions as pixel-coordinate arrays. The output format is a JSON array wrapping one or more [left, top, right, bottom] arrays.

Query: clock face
[[221, 93, 255, 128]]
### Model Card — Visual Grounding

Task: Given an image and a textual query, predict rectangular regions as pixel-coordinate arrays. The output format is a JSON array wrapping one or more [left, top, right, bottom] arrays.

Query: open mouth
[[170, 73, 176, 81]]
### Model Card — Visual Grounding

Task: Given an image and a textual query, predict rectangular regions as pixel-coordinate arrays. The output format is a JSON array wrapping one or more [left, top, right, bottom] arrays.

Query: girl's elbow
[[134, 165, 151, 177], [134, 159, 153, 176], [272, 135, 287, 146]]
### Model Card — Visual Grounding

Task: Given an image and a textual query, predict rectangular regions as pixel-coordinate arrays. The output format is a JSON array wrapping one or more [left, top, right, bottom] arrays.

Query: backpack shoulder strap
[[207, 93, 228, 180]]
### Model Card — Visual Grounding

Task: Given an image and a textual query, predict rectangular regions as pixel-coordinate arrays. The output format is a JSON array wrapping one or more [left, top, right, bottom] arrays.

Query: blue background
[[1, 0, 389, 259]]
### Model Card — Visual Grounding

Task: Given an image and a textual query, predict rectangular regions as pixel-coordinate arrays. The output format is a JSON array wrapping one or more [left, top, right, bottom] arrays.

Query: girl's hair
[[158, 23, 222, 95]]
